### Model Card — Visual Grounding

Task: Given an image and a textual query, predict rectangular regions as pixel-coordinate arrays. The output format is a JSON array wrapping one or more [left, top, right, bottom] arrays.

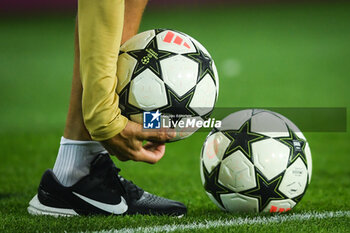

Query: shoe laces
[[109, 164, 144, 200], [118, 175, 144, 200]]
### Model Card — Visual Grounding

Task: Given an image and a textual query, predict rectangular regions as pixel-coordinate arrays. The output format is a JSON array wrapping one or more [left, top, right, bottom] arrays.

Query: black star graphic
[[118, 85, 143, 119], [276, 127, 307, 166], [242, 170, 286, 212], [159, 86, 197, 123], [127, 37, 176, 80], [222, 120, 268, 161], [183, 43, 215, 84], [203, 162, 233, 208]]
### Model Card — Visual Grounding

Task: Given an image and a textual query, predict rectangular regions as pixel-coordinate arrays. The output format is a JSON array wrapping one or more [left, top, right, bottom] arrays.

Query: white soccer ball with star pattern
[[200, 109, 312, 213], [116, 29, 219, 141]]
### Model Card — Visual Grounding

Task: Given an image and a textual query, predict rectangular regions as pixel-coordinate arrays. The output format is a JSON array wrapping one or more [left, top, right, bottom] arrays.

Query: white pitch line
[[90, 211, 350, 233]]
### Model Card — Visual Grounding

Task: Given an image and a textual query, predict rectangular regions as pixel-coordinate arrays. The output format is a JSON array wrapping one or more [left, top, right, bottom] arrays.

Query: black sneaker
[[28, 154, 187, 217]]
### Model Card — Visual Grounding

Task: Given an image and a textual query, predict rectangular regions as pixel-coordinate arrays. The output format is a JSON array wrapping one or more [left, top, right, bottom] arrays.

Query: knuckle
[[129, 149, 140, 159]]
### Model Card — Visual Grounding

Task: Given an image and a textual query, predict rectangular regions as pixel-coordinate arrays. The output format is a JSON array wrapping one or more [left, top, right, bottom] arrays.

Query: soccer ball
[[116, 29, 219, 140], [200, 109, 312, 213]]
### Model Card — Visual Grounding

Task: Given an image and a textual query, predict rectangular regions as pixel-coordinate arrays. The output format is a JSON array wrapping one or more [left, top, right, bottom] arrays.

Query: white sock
[[53, 137, 107, 187]]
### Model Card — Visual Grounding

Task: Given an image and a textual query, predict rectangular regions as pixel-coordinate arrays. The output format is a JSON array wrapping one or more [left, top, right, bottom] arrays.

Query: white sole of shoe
[[27, 195, 78, 217], [28, 195, 185, 217]]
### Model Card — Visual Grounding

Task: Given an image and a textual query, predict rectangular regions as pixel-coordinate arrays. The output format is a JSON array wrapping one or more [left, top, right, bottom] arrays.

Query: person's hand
[[101, 121, 175, 164]]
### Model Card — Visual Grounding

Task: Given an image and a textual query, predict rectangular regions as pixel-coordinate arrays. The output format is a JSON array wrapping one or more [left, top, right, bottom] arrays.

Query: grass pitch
[[0, 2, 350, 232]]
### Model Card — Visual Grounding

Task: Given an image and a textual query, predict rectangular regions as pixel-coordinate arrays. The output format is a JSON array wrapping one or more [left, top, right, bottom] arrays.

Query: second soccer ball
[[200, 109, 312, 213]]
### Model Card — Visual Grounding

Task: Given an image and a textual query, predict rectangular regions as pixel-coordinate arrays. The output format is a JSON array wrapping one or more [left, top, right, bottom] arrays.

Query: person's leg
[[64, 0, 149, 141], [63, 20, 91, 141], [53, 22, 107, 187], [53, 0, 149, 187]]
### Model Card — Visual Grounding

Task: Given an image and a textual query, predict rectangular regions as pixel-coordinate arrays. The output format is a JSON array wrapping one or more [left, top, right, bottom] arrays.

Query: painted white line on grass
[[90, 211, 350, 233]]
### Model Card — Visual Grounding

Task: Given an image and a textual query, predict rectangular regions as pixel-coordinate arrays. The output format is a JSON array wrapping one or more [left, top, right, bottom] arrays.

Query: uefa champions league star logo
[[143, 110, 161, 129]]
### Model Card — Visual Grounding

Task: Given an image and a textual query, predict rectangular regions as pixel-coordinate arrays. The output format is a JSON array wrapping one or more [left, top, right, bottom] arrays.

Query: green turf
[[0, 2, 349, 232]]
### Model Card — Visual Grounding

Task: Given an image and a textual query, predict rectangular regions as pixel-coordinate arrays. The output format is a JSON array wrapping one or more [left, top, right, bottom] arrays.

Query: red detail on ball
[[174, 36, 183, 45], [184, 42, 191, 49], [163, 31, 175, 43], [269, 205, 278, 213], [163, 31, 190, 49]]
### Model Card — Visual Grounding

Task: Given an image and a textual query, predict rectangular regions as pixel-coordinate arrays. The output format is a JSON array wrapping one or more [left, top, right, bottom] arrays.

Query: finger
[[133, 144, 166, 164], [143, 142, 165, 152], [137, 127, 176, 142]]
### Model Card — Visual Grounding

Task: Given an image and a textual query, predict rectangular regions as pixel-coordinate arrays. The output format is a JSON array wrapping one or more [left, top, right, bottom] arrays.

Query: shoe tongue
[[90, 153, 114, 174]]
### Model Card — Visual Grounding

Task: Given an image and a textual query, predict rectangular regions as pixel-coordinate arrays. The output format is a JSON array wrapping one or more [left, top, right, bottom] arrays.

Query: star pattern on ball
[[241, 170, 286, 212], [202, 162, 233, 208], [118, 85, 143, 118], [183, 43, 215, 84], [159, 86, 197, 123], [276, 127, 307, 166], [127, 37, 176, 80], [221, 120, 268, 161]]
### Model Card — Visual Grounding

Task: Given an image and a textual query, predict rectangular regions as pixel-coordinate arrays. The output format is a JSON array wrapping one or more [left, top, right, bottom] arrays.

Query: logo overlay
[[143, 110, 221, 130], [143, 110, 161, 129]]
